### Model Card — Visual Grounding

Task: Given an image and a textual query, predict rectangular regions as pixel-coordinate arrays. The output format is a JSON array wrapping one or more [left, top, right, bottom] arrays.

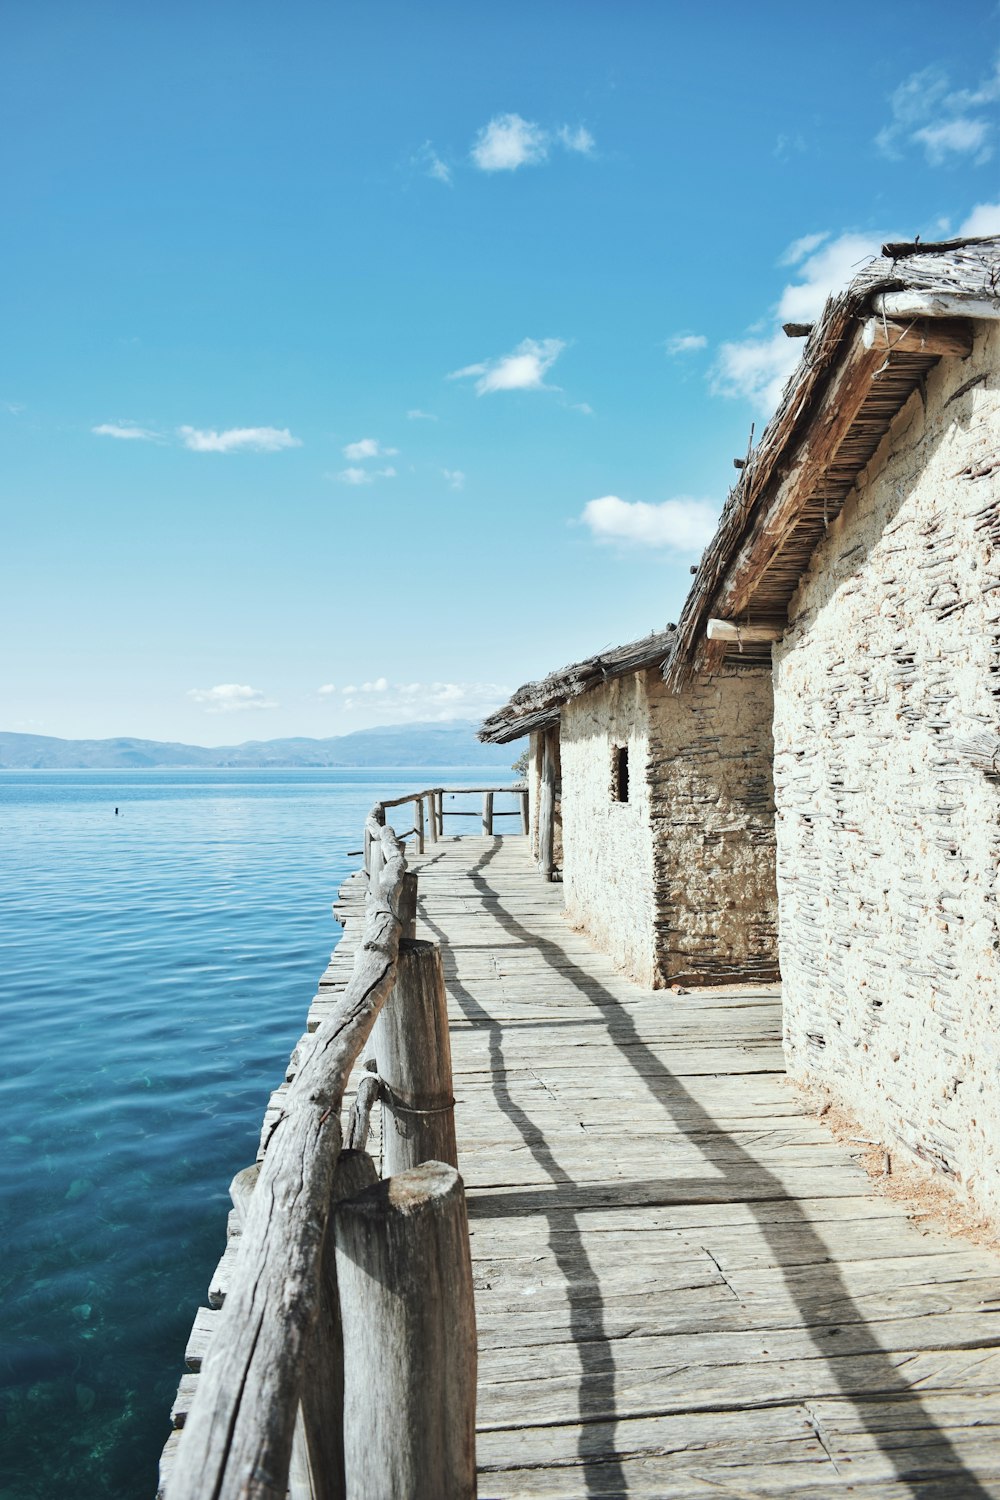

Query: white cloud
[[449, 337, 565, 395], [914, 117, 991, 164], [581, 495, 719, 553], [318, 683, 336, 696], [187, 683, 277, 713], [338, 677, 510, 722], [342, 437, 397, 461], [713, 230, 888, 411], [178, 425, 301, 453], [334, 465, 396, 485], [414, 141, 452, 184], [960, 201, 1000, 235], [3, 400, 26, 415], [877, 56, 999, 164], [92, 421, 159, 441], [406, 408, 438, 421], [471, 113, 548, 171], [556, 124, 595, 155], [666, 333, 707, 356], [442, 468, 465, 489]]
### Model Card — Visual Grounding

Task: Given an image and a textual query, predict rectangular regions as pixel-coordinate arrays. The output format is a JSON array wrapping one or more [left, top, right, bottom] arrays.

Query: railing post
[[415, 797, 425, 855], [289, 1149, 379, 1500], [333, 1163, 477, 1500], [436, 789, 444, 837], [397, 869, 418, 940], [426, 789, 437, 843], [372, 939, 457, 1175], [482, 791, 493, 836], [519, 788, 529, 836]]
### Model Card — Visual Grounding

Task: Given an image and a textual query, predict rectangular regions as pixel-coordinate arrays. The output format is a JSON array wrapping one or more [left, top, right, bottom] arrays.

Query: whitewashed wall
[[774, 321, 1000, 1223], [648, 669, 778, 985], [561, 674, 658, 985]]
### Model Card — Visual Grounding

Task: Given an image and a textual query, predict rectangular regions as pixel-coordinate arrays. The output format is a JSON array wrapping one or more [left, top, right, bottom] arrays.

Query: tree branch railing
[[163, 805, 477, 1500], [364, 784, 528, 857]]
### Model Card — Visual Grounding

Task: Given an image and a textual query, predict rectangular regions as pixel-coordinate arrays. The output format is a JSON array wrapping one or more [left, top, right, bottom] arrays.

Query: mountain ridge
[[0, 722, 522, 770]]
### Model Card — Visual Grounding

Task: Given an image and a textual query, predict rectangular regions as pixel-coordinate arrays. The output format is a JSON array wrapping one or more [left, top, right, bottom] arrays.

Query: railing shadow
[[425, 838, 993, 1498]]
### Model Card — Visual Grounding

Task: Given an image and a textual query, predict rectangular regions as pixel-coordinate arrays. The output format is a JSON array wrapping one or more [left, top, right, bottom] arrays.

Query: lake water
[[0, 769, 513, 1500]]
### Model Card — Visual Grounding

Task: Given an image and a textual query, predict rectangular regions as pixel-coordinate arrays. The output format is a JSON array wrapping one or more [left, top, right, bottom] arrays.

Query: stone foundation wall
[[647, 668, 779, 985], [560, 675, 657, 985], [774, 321, 1000, 1223]]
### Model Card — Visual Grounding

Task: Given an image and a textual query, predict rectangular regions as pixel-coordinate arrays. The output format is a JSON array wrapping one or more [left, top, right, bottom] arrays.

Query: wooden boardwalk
[[393, 834, 1000, 1499]]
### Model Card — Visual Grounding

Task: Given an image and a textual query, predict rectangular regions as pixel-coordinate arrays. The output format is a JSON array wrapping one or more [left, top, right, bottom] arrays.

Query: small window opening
[[612, 745, 629, 803]]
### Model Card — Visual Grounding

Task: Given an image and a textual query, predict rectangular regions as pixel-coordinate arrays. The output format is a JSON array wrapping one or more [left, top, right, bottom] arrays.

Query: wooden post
[[371, 939, 457, 1175], [519, 789, 529, 836], [397, 869, 418, 940], [333, 1163, 477, 1500], [426, 789, 437, 843], [415, 797, 425, 855], [482, 791, 493, 836], [436, 789, 444, 837], [290, 1149, 379, 1500], [539, 730, 556, 881]]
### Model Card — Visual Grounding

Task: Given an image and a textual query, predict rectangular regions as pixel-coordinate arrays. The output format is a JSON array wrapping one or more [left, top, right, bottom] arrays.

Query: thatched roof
[[663, 235, 1000, 687], [479, 627, 678, 744]]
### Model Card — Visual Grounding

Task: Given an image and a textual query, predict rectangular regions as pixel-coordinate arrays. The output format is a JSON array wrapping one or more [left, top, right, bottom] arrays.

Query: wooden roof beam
[[707, 618, 783, 644], [872, 290, 1000, 321], [862, 317, 974, 357]]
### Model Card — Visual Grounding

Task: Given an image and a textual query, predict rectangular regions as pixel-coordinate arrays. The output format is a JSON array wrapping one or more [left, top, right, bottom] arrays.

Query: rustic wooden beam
[[372, 939, 457, 1176], [782, 321, 813, 338], [861, 316, 973, 356], [519, 788, 529, 836], [706, 618, 783, 644], [714, 332, 889, 620], [165, 821, 410, 1500], [538, 728, 557, 881], [333, 1163, 477, 1500], [482, 791, 494, 836], [872, 290, 1000, 321], [415, 797, 425, 855]]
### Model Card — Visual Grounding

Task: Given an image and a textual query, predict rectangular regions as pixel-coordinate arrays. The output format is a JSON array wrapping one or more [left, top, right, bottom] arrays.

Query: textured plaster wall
[[774, 321, 1000, 1223], [560, 675, 657, 985], [647, 668, 779, 985]]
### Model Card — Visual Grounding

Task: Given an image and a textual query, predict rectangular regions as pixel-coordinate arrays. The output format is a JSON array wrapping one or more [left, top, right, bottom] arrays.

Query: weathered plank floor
[[402, 835, 1000, 1499]]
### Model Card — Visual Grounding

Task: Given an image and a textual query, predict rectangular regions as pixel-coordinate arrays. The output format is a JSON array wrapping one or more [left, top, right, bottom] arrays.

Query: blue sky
[[4, 1, 1000, 742]]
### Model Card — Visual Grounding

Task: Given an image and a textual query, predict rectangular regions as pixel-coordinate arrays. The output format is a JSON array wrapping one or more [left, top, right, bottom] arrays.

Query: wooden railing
[[369, 783, 528, 855], [162, 799, 491, 1500]]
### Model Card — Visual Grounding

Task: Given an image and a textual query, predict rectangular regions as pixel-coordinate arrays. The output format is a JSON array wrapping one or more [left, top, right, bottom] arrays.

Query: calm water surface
[[0, 768, 501, 1500]]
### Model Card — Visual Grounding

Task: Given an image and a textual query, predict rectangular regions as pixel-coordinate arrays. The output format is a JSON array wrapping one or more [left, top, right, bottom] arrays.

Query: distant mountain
[[0, 722, 524, 770]]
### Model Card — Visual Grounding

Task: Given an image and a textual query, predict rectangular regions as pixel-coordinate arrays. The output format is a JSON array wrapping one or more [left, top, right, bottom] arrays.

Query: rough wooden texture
[[290, 1149, 379, 1500], [165, 821, 410, 1500], [408, 834, 1000, 1497], [666, 235, 1000, 689], [861, 316, 974, 356], [334, 1162, 477, 1500], [372, 938, 458, 1175], [707, 617, 785, 642], [538, 728, 557, 882]]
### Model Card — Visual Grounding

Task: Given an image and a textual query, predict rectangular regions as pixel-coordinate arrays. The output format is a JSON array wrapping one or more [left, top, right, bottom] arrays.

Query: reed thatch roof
[[663, 235, 1000, 688], [479, 627, 678, 744]]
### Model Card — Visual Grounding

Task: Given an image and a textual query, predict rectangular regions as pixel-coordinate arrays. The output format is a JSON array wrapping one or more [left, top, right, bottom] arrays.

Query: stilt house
[[479, 629, 779, 989], [666, 235, 1000, 1223]]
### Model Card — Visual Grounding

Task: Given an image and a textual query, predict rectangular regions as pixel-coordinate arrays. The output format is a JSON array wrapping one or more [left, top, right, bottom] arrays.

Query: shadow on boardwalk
[[421, 839, 994, 1499]]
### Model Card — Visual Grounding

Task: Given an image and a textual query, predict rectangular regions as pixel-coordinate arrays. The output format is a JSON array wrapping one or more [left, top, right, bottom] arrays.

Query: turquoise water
[[0, 769, 504, 1500]]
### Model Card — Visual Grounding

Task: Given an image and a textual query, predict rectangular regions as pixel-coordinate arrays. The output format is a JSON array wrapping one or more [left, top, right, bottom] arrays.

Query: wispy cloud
[[406, 408, 438, 421], [470, 113, 596, 172], [342, 437, 398, 461], [92, 421, 159, 441], [449, 337, 565, 395], [187, 683, 278, 713], [581, 495, 719, 553], [442, 468, 465, 490], [556, 124, 595, 155], [178, 426, 301, 453], [317, 683, 336, 696], [877, 55, 999, 165], [334, 465, 396, 486], [665, 333, 707, 356], [413, 140, 452, 184], [339, 677, 509, 721], [3, 400, 26, 415], [712, 229, 888, 411]]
